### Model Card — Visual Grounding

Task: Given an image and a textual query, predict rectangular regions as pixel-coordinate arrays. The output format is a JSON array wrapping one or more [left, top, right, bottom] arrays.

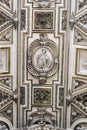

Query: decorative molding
[[21, 0, 66, 129]]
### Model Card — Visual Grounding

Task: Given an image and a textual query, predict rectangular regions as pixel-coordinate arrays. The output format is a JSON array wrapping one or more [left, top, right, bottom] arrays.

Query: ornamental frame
[[32, 9, 55, 32], [32, 86, 52, 106], [76, 48, 87, 76]]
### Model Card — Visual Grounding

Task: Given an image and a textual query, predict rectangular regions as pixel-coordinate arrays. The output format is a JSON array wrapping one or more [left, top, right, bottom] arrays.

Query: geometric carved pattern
[[33, 87, 51, 105], [73, 91, 87, 114], [71, 105, 85, 124], [0, 11, 12, 32], [0, 103, 13, 124]]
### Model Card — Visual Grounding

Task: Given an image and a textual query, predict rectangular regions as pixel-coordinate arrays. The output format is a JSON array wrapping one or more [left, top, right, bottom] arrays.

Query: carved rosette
[[27, 34, 58, 83]]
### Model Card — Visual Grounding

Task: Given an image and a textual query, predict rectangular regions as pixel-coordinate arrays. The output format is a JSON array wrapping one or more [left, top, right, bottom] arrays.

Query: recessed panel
[[76, 49, 87, 76], [33, 10, 55, 31], [0, 48, 10, 74], [32, 86, 52, 105]]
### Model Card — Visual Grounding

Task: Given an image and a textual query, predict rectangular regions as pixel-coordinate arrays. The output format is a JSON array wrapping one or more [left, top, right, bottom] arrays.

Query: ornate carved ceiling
[[0, 0, 87, 130], [20, 0, 67, 129]]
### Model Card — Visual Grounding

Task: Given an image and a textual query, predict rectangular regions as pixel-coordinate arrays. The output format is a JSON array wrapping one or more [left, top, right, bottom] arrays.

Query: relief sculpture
[[27, 33, 58, 84]]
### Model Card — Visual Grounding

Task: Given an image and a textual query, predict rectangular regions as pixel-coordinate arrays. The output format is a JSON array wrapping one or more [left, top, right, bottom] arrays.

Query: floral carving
[[34, 88, 51, 104]]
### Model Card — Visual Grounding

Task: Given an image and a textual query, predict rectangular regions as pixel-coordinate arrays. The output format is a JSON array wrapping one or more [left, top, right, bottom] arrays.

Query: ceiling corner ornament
[[27, 33, 58, 84]]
